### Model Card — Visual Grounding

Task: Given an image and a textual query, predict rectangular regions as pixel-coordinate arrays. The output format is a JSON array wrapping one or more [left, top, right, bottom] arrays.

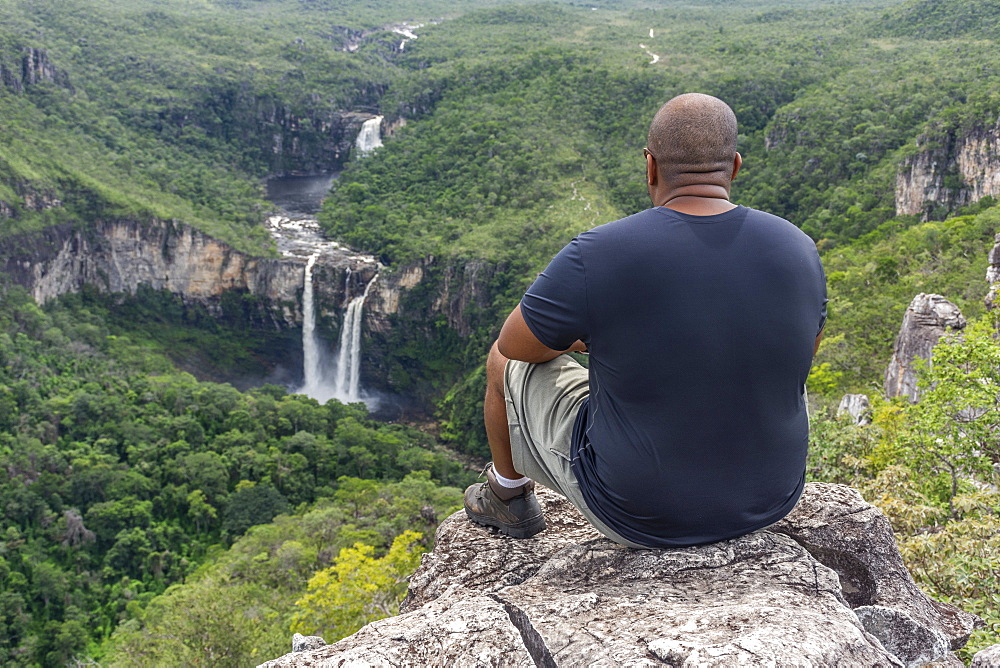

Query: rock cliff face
[[250, 106, 377, 175], [896, 117, 1000, 219], [260, 483, 981, 667], [984, 232, 1000, 311], [2, 220, 305, 325], [160, 95, 381, 175], [885, 293, 966, 401], [366, 258, 498, 338], [0, 219, 495, 395], [0, 46, 72, 94]]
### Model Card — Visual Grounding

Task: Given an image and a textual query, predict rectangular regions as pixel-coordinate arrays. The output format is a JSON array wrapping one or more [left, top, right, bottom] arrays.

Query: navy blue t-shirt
[[520, 205, 827, 548]]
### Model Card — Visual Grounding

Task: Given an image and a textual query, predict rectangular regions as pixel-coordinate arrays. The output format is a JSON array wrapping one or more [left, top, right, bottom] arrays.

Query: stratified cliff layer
[[0, 218, 497, 397], [896, 116, 1000, 219], [0, 219, 377, 324], [260, 483, 982, 667]]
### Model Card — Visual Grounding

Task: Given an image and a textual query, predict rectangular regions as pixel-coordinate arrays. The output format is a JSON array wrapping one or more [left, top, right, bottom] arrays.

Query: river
[[263, 172, 388, 414], [265, 173, 338, 216]]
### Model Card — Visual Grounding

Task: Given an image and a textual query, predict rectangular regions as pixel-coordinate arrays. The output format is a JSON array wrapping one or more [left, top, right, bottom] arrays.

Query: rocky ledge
[[260, 483, 982, 667]]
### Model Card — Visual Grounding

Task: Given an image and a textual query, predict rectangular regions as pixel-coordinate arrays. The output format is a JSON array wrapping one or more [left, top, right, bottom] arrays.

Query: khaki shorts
[[504, 354, 648, 549]]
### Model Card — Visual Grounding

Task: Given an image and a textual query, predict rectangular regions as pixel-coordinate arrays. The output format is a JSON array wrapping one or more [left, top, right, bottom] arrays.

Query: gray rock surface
[[771, 483, 982, 657], [986, 232, 1000, 311], [291, 633, 326, 653], [0, 46, 72, 94], [0, 219, 374, 327], [895, 117, 1000, 220], [0, 220, 497, 395], [884, 293, 966, 400], [0, 218, 468, 333], [854, 605, 950, 667], [260, 483, 981, 667], [973, 643, 1000, 668], [837, 393, 871, 424]]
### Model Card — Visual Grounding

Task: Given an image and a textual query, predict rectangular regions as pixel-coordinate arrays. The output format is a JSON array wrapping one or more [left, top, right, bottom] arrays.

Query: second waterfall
[[298, 251, 378, 406]]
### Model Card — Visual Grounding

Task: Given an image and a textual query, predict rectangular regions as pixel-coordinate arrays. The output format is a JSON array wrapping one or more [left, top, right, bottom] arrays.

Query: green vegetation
[[809, 320, 1000, 657], [0, 0, 415, 253], [290, 529, 424, 643], [811, 205, 999, 395], [0, 279, 472, 664], [878, 0, 1000, 39], [103, 474, 460, 666]]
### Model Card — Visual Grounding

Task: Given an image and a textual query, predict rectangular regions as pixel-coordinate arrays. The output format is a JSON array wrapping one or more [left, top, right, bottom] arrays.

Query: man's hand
[[497, 304, 585, 364]]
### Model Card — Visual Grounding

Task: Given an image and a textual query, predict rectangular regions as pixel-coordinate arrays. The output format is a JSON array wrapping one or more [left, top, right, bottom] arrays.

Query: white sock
[[493, 469, 531, 488]]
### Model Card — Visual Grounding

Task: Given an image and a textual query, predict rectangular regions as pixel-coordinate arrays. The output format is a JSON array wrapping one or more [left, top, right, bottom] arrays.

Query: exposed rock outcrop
[[291, 633, 326, 653], [985, 232, 1000, 311], [0, 181, 65, 220], [0, 219, 370, 328], [0, 46, 72, 94], [896, 116, 1000, 220], [770, 484, 981, 659], [0, 219, 497, 396], [885, 293, 966, 400], [837, 393, 871, 424], [256, 107, 377, 174], [974, 644, 1000, 668], [367, 258, 498, 338], [260, 483, 981, 668]]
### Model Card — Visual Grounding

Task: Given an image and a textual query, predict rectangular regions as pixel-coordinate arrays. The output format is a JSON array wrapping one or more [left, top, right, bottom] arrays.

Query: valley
[[1, 0, 1000, 663]]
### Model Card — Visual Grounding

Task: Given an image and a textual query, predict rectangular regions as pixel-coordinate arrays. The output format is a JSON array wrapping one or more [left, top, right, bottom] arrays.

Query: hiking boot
[[464, 465, 546, 538]]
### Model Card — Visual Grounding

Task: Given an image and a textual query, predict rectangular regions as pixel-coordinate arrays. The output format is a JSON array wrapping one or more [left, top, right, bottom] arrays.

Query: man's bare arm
[[497, 304, 586, 364], [814, 330, 824, 356]]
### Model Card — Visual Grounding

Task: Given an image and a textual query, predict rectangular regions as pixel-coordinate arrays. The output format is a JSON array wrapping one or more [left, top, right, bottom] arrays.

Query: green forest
[[1, 0, 999, 664]]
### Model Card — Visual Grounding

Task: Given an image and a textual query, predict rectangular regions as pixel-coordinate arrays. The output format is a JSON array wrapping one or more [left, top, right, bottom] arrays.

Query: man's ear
[[646, 152, 658, 187], [731, 152, 742, 182]]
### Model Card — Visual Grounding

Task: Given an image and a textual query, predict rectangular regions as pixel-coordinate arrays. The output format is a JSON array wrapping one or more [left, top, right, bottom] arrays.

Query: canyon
[[0, 215, 496, 403]]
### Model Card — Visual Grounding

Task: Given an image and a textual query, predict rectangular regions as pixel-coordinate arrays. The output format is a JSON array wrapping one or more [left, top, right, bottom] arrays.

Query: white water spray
[[300, 253, 322, 392], [355, 116, 384, 157], [293, 244, 379, 406], [332, 275, 378, 402], [266, 188, 382, 410]]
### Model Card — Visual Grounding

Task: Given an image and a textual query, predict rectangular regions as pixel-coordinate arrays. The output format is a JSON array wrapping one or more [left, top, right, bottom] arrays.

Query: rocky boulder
[[837, 393, 871, 424], [259, 483, 981, 667], [885, 293, 966, 400], [974, 644, 1000, 667]]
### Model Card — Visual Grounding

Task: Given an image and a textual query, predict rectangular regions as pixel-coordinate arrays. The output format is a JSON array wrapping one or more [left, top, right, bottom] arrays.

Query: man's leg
[[475, 348, 650, 548], [484, 341, 520, 479], [463, 341, 546, 538]]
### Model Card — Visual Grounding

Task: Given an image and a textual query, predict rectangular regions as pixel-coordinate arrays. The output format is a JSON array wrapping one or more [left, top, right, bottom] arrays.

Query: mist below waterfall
[[290, 241, 381, 410]]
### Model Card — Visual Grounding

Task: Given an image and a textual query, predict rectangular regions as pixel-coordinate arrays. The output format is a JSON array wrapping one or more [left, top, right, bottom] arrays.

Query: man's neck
[[661, 195, 737, 216]]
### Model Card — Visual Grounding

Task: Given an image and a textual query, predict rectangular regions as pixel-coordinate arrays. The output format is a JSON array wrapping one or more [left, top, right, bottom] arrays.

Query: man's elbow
[[495, 337, 513, 360], [497, 337, 555, 364], [496, 338, 536, 363]]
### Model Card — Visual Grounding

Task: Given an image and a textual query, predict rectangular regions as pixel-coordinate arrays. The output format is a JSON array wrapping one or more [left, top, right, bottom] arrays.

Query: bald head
[[647, 93, 738, 182]]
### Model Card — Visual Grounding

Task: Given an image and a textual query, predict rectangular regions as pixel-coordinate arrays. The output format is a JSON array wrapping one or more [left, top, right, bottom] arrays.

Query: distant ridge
[[878, 0, 1000, 39]]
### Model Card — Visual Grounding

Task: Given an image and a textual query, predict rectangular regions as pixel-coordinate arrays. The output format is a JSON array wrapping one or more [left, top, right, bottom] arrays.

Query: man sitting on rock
[[464, 93, 827, 548]]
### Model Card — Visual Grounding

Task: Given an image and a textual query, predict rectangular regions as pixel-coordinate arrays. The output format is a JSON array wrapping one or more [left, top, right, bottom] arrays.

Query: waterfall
[[300, 253, 321, 393], [332, 275, 378, 403], [296, 255, 378, 407], [355, 116, 384, 157]]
